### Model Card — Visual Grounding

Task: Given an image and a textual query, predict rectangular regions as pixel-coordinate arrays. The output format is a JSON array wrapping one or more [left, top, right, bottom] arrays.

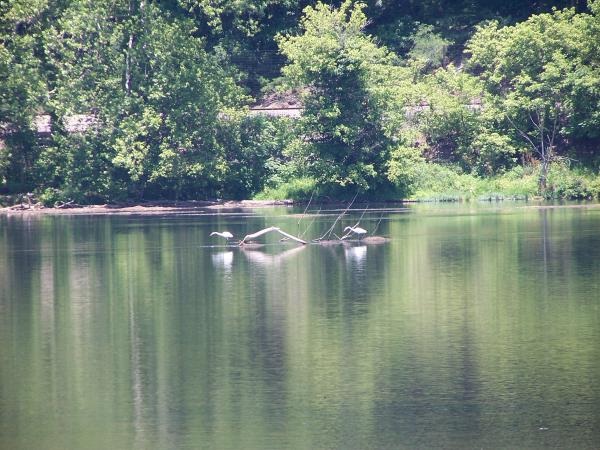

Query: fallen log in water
[[317, 236, 389, 245], [358, 236, 390, 244], [315, 239, 345, 246], [239, 226, 307, 245]]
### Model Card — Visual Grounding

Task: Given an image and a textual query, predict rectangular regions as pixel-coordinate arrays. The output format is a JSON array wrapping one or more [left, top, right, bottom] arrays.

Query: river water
[[1, 204, 599, 449]]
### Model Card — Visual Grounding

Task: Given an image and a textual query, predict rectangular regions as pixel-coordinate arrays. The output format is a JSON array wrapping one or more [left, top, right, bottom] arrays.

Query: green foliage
[[48, 130, 125, 203], [393, 163, 540, 201], [412, 68, 482, 166], [180, 0, 301, 35], [588, 176, 600, 198], [405, 163, 484, 201], [399, 163, 600, 202], [277, 1, 400, 194], [1, 0, 599, 203], [0, 142, 8, 186], [398, 66, 521, 176], [254, 176, 318, 200], [489, 165, 539, 198], [545, 162, 600, 199], [470, 131, 520, 174], [0, 0, 49, 192], [37, 187, 64, 206], [408, 24, 451, 69], [177, 0, 306, 93], [43, 1, 245, 201], [386, 129, 426, 196], [466, 5, 600, 188], [216, 114, 297, 199], [386, 145, 423, 190]]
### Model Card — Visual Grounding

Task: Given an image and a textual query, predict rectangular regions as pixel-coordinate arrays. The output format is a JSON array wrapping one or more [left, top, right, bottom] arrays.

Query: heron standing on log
[[344, 226, 367, 240], [210, 231, 234, 242]]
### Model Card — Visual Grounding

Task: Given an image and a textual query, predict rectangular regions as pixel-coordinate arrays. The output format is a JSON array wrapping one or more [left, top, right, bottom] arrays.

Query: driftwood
[[54, 200, 81, 209], [239, 226, 307, 245], [8, 193, 45, 210]]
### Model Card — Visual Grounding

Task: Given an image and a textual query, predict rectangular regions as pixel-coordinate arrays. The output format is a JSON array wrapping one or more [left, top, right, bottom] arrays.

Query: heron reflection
[[344, 244, 367, 266], [211, 251, 234, 271]]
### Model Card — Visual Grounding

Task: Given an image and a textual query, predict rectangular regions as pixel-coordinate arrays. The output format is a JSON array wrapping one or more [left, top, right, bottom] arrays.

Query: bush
[[395, 163, 540, 201], [490, 166, 538, 198], [37, 188, 65, 206], [545, 163, 600, 199], [254, 177, 318, 201], [217, 115, 296, 199], [588, 176, 600, 198], [407, 163, 482, 201]]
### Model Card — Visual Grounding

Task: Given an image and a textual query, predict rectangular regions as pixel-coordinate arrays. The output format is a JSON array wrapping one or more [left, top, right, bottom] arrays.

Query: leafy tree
[[408, 24, 451, 70], [44, 1, 244, 201], [216, 114, 297, 199], [0, 0, 50, 192], [466, 3, 600, 189], [178, 0, 309, 94], [414, 67, 522, 175], [277, 0, 401, 194], [2, 0, 599, 202]]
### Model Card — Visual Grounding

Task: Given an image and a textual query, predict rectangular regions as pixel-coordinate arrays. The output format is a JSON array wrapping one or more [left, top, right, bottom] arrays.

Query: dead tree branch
[[314, 192, 358, 241]]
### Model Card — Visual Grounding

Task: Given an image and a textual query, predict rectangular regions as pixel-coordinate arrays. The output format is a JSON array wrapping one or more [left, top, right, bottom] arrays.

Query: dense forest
[[1, 0, 599, 203]]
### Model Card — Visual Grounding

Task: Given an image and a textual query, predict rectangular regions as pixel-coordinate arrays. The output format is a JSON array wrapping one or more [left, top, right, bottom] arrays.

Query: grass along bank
[[255, 163, 600, 202]]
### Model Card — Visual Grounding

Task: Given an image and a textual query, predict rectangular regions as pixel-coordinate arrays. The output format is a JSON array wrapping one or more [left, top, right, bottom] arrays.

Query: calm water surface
[[1, 204, 599, 449]]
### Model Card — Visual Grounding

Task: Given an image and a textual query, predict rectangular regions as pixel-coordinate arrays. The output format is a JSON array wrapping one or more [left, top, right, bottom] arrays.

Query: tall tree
[[43, 0, 244, 200], [277, 0, 403, 194], [466, 2, 600, 189], [0, 0, 51, 191]]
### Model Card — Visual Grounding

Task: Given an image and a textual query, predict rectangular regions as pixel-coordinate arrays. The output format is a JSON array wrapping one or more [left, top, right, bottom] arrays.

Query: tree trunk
[[539, 157, 550, 194]]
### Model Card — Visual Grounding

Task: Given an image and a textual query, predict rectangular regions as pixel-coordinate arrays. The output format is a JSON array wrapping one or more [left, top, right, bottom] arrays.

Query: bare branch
[[529, 112, 541, 131], [297, 190, 315, 228], [548, 111, 559, 151], [299, 207, 321, 239], [351, 204, 369, 230], [315, 192, 358, 241], [371, 214, 384, 235], [506, 115, 538, 154], [296, 190, 315, 238]]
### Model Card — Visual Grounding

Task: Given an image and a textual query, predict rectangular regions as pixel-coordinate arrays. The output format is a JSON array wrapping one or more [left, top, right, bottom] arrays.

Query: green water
[[1, 204, 599, 449]]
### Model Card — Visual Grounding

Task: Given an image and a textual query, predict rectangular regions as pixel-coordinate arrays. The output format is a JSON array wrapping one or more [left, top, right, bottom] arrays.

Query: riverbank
[[0, 199, 295, 215], [2, 198, 600, 216], [253, 164, 600, 203]]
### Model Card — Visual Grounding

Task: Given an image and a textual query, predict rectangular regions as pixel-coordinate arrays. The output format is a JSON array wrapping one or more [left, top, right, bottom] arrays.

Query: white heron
[[344, 226, 367, 240], [210, 231, 234, 242]]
